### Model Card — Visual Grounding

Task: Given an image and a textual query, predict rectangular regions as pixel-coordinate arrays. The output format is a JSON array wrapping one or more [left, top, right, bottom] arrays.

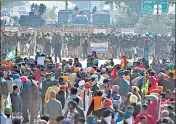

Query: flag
[[97, 75, 105, 85], [5, 50, 16, 61], [35, 69, 41, 81], [110, 67, 117, 79], [139, 62, 145, 69], [121, 56, 127, 69], [141, 72, 149, 94], [4, 93, 12, 109], [133, 55, 137, 62]]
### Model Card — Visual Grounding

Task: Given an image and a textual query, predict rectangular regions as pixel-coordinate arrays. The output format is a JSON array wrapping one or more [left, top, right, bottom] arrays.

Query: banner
[[90, 42, 108, 53], [5, 27, 18, 32], [121, 28, 135, 34], [93, 29, 107, 34], [37, 57, 45, 65]]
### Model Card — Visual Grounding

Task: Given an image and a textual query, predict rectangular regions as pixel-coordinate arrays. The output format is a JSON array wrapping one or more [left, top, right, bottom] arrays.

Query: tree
[[106, 1, 139, 26], [46, 6, 57, 19], [135, 14, 175, 34]]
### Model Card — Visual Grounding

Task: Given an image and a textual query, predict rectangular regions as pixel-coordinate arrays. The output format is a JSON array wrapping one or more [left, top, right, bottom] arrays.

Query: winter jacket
[[0, 78, 9, 96], [20, 82, 30, 100], [119, 80, 130, 97], [63, 94, 83, 115], [30, 80, 39, 100], [10, 92, 22, 113], [40, 80, 52, 98], [44, 99, 63, 120], [45, 85, 60, 103], [56, 91, 66, 108]]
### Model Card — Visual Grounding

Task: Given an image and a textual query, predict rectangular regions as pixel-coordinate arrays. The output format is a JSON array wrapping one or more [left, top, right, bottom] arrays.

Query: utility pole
[[65, 0, 68, 10], [156, 0, 160, 19]]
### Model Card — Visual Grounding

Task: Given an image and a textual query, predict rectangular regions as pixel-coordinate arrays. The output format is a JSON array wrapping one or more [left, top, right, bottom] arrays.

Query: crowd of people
[[0, 48, 176, 124], [1, 31, 175, 61]]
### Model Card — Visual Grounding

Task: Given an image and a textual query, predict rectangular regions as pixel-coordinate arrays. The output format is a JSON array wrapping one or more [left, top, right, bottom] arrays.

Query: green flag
[[5, 50, 16, 61], [4, 93, 12, 109], [141, 72, 149, 95]]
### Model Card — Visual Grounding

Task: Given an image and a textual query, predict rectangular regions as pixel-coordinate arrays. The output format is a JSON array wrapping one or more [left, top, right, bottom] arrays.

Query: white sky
[[28, 1, 75, 9]]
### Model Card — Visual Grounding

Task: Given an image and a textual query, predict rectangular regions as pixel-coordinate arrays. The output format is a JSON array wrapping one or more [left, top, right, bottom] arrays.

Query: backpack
[[0, 78, 9, 95]]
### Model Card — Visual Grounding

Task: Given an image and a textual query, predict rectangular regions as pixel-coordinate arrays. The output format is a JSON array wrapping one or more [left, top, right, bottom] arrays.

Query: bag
[[0, 78, 9, 95]]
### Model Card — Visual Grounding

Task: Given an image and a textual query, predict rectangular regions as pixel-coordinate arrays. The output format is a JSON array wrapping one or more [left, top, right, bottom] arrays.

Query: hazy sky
[[28, 1, 75, 9]]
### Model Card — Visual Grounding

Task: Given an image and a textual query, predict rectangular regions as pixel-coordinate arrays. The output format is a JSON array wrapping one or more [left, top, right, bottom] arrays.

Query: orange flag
[[121, 56, 127, 69], [110, 67, 117, 79]]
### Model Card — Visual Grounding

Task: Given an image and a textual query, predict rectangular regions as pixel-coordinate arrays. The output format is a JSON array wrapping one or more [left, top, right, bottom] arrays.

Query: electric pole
[[65, 0, 68, 10], [157, 0, 160, 18]]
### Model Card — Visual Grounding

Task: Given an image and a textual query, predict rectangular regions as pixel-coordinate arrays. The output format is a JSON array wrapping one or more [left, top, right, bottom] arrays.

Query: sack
[[0, 78, 9, 95]]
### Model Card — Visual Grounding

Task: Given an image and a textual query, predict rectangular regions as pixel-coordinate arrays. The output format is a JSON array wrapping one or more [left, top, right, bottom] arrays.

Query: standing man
[[40, 73, 52, 115], [83, 37, 88, 59], [45, 33, 52, 57], [0, 71, 9, 112], [29, 79, 40, 124], [44, 90, 63, 124], [53, 34, 62, 62], [20, 76, 30, 123]]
